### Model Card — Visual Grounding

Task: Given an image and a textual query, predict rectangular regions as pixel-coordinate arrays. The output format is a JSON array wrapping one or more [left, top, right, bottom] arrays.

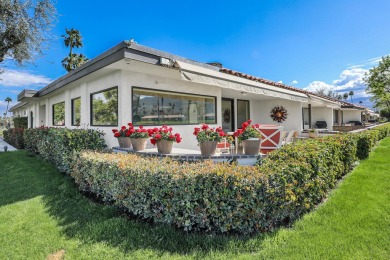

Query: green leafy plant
[[233, 120, 261, 142]]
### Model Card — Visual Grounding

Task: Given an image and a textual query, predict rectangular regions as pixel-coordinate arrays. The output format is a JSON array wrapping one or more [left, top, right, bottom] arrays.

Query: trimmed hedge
[[3, 128, 25, 149], [24, 127, 107, 174], [70, 124, 390, 234], [13, 117, 28, 129]]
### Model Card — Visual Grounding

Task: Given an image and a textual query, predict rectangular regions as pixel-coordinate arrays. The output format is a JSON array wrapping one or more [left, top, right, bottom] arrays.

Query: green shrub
[[70, 133, 364, 234], [355, 131, 379, 160], [24, 127, 107, 174], [3, 128, 25, 149], [13, 117, 28, 129]]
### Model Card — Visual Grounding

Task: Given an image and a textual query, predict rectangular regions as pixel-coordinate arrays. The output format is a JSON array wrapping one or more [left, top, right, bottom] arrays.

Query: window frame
[[90, 86, 118, 127], [71, 97, 81, 126], [236, 99, 250, 128], [52, 101, 66, 126], [131, 86, 217, 126]]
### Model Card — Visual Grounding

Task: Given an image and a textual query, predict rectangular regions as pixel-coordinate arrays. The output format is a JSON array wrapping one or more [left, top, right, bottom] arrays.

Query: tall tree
[[343, 93, 349, 101], [4, 97, 12, 117], [349, 91, 354, 103], [364, 55, 390, 110], [0, 0, 56, 65], [61, 28, 89, 72]]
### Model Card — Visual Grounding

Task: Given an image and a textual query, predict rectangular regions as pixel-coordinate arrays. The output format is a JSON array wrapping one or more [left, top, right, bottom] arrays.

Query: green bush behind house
[[3, 128, 25, 149], [13, 117, 28, 129], [70, 124, 390, 234], [24, 127, 106, 174]]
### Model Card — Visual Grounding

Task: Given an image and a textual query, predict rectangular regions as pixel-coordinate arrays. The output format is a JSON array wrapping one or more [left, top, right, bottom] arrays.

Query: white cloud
[[305, 81, 334, 92], [0, 69, 51, 87], [291, 80, 298, 84], [277, 80, 283, 83], [305, 68, 369, 99], [348, 55, 389, 69]]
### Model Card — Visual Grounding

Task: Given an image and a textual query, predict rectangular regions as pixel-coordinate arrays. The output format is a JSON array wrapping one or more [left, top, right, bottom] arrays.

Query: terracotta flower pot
[[242, 139, 261, 155], [199, 141, 218, 156], [309, 130, 318, 138], [157, 140, 173, 154], [117, 137, 132, 148], [131, 138, 148, 151]]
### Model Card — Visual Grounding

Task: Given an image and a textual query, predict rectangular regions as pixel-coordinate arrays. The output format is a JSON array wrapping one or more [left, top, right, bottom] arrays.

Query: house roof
[[11, 40, 370, 112]]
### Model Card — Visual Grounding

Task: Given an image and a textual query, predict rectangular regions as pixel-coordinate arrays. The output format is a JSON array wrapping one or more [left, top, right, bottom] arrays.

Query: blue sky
[[1, 0, 390, 112]]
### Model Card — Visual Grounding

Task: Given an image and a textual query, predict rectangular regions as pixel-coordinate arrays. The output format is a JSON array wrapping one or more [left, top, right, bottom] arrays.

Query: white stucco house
[[9, 41, 366, 149]]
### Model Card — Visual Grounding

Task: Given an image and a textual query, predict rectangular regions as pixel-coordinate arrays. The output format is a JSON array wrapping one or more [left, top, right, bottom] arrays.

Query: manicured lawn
[[0, 138, 389, 259]]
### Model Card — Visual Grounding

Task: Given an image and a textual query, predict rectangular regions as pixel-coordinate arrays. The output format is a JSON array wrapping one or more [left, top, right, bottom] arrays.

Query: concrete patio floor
[[0, 138, 17, 152]]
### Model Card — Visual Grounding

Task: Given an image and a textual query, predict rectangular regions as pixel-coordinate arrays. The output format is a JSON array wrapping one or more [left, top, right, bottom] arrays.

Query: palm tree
[[4, 97, 12, 117], [349, 91, 354, 103], [62, 28, 89, 72], [62, 53, 89, 72], [343, 93, 349, 101], [62, 28, 83, 56]]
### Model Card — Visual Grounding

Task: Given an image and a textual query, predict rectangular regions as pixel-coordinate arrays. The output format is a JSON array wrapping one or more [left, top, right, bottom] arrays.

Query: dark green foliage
[[3, 128, 25, 148], [24, 127, 106, 174], [13, 117, 28, 129]]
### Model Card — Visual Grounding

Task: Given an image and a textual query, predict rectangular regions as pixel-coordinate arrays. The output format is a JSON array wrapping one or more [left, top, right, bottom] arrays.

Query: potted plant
[[193, 124, 226, 156], [112, 124, 132, 148], [308, 128, 318, 138], [127, 123, 150, 151], [233, 120, 262, 155], [150, 125, 182, 154]]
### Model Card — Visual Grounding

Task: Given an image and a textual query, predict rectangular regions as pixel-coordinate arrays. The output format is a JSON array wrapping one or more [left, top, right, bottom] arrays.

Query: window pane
[[91, 88, 118, 126], [132, 88, 216, 125], [72, 98, 81, 126], [53, 102, 65, 126], [237, 100, 249, 128]]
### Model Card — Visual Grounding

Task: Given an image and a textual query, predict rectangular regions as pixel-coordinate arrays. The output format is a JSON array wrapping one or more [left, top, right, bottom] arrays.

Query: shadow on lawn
[[1, 151, 273, 256]]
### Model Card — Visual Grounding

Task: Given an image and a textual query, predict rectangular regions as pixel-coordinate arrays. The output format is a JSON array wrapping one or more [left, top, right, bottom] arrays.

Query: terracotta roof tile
[[219, 67, 369, 110]]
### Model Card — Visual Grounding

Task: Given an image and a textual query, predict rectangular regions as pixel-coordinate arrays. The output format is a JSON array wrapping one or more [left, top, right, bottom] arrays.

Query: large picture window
[[132, 87, 216, 125], [53, 102, 65, 126], [91, 87, 118, 126], [71, 97, 81, 126]]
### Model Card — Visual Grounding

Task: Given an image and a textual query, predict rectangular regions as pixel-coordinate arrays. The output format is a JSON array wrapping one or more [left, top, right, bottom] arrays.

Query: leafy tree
[[61, 28, 89, 72], [365, 55, 390, 110], [380, 107, 390, 119], [313, 86, 341, 99], [0, 0, 56, 65], [92, 89, 118, 125], [343, 93, 349, 101], [349, 91, 354, 103], [4, 97, 12, 117]]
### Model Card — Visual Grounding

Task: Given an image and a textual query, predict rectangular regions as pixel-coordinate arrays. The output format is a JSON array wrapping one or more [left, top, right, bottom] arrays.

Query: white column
[[64, 90, 71, 127], [80, 83, 88, 127]]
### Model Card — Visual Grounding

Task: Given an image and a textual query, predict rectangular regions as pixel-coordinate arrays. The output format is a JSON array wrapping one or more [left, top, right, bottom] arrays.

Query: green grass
[[1, 139, 389, 259]]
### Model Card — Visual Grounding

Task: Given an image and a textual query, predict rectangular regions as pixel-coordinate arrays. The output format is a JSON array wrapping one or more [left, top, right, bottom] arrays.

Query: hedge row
[[13, 117, 28, 129], [24, 127, 107, 174], [71, 123, 390, 234], [3, 128, 25, 149]]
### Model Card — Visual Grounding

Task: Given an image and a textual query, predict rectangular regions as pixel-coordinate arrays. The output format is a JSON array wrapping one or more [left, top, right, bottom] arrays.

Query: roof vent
[[207, 62, 223, 68]]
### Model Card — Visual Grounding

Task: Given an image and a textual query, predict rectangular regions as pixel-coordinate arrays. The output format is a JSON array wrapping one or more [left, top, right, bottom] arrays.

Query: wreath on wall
[[223, 109, 231, 123], [270, 106, 288, 123]]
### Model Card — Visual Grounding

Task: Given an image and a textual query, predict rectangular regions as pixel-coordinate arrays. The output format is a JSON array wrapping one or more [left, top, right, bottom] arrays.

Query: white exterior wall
[[251, 99, 303, 131], [342, 110, 362, 123], [311, 107, 333, 130]]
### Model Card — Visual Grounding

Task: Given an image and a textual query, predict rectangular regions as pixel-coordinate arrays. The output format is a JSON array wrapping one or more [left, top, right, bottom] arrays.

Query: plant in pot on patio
[[127, 124, 150, 151], [112, 125, 132, 148], [149, 125, 182, 154], [233, 120, 262, 155], [193, 124, 226, 156]]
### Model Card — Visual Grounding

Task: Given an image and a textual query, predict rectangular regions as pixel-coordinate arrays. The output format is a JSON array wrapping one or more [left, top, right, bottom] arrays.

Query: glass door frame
[[221, 98, 235, 132]]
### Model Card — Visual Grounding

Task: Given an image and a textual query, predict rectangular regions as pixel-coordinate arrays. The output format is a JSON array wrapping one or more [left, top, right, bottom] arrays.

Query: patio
[[113, 146, 262, 165]]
